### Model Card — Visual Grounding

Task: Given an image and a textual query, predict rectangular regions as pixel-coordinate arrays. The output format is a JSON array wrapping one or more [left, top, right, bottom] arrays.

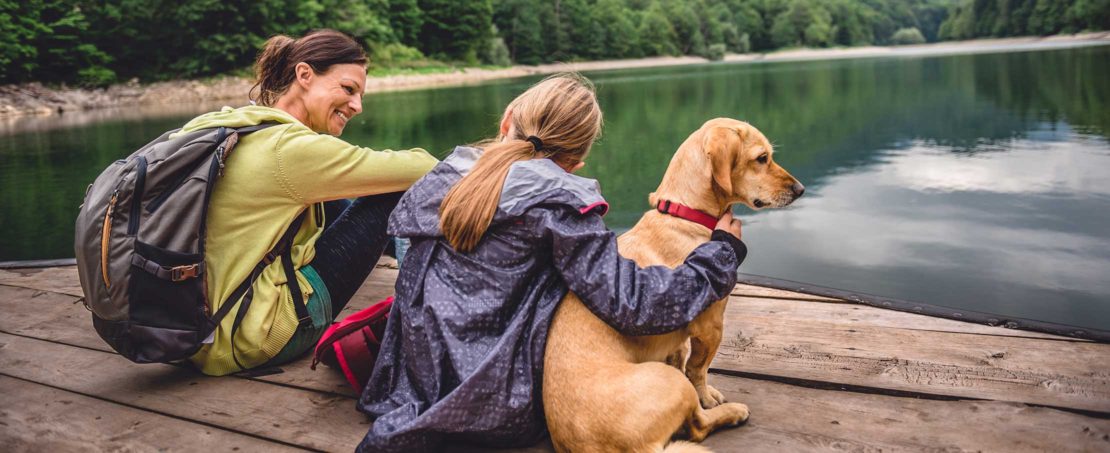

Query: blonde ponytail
[[439, 141, 537, 251], [439, 73, 603, 252]]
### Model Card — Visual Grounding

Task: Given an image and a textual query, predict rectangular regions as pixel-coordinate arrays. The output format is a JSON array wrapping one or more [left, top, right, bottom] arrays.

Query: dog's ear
[[703, 126, 742, 196]]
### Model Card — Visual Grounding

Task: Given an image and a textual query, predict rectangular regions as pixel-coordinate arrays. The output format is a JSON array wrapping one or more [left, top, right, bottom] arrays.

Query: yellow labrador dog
[[543, 118, 803, 452]]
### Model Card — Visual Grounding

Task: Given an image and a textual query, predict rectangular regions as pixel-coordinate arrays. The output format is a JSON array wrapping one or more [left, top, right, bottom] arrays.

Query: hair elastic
[[525, 136, 544, 152]]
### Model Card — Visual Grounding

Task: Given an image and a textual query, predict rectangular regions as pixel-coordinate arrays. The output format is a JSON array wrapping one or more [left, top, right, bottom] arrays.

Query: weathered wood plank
[[718, 312, 1110, 412], [0, 332, 369, 451], [0, 376, 299, 452], [700, 373, 1110, 453], [0, 267, 397, 398], [732, 283, 842, 302], [0, 282, 359, 397], [3, 332, 1107, 453], [0, 266, 84, 298], [732, 295, 1079, 340], [0, 258, 77, 269]]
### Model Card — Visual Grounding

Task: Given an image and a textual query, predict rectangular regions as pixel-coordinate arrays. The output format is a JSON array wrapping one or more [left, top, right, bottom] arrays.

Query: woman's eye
[[757, 154, 769, 164], [343, 86, 354, 95]]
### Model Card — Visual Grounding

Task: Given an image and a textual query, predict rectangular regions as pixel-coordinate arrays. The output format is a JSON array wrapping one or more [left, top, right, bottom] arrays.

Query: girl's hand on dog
[[715, 211, 742, 240]]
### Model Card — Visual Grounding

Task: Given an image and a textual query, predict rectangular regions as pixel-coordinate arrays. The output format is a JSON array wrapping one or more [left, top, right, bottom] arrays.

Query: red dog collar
[[655, 199, 718, 230]]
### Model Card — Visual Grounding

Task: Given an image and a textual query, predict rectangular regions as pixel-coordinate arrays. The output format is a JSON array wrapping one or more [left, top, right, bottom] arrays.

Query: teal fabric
[[264, 265, 333, 367]]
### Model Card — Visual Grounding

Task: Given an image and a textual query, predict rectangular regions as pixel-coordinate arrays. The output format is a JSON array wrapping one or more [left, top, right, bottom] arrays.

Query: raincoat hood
[[388, 146, 609, 239]]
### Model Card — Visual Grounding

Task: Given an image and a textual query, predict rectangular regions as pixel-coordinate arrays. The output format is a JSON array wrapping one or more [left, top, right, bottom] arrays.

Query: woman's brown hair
[[250, 29, 368, 106], [439, 73, 603, 252]]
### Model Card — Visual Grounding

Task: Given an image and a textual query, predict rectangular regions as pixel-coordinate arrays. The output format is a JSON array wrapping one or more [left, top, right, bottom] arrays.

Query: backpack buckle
[[171, 264, 200, 281]]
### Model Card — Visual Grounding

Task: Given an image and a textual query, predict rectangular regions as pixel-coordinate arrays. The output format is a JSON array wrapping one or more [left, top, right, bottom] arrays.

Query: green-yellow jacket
[[174, 106, 438, 375]]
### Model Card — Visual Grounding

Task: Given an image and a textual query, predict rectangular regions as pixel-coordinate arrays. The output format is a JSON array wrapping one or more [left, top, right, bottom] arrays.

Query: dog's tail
[[662, 441, 713, 453]]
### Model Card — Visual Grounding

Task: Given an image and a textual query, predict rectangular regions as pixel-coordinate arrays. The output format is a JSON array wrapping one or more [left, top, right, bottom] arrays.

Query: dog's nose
[[791, 182, 805, 198]]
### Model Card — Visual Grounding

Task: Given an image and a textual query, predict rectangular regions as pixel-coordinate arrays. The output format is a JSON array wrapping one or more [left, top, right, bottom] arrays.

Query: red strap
[[656, 199, 718, 230]]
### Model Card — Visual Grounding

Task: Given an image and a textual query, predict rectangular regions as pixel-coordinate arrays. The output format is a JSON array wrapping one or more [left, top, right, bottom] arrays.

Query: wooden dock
[[1, 261, 1108, 452]]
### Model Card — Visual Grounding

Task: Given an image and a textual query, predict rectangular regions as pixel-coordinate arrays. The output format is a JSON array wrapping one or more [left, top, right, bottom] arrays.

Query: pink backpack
[[311, 297, 393, 392]]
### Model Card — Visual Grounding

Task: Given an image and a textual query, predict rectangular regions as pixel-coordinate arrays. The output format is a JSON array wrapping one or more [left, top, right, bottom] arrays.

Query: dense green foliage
[[2, 0, 1108, 86], [939, 0, 1110, 39]]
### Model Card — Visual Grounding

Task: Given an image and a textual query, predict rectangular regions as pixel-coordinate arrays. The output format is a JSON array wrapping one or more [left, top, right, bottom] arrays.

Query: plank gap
[[707, 367, 976, 402], [0, 327, 358, 400], [0, 372, 317, 452], [708, 367, 1110, 419]]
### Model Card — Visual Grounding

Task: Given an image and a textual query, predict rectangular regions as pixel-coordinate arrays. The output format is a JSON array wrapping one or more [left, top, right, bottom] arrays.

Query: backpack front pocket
[[128, 240, 207, 332]]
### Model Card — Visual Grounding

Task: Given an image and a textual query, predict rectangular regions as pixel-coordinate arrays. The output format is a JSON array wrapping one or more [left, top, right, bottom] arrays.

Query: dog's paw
[[720, 402, 750, 426], [698, 384, 727, 408]]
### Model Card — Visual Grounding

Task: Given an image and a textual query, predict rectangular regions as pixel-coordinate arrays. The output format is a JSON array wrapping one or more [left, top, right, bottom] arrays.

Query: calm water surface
[[3, 44, 1108, 330]]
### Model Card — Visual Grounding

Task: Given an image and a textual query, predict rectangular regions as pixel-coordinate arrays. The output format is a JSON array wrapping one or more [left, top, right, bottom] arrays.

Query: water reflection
[[743, 133, 1110, 328]]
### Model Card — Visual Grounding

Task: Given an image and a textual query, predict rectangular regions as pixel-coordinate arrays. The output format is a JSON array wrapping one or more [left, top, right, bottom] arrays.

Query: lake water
[[2, 43, 1108, 330]]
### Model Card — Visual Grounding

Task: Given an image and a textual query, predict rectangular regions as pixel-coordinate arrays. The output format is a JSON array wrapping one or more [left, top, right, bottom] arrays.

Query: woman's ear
[[294, 62, 314, 90], [499, 108, 513, 137]]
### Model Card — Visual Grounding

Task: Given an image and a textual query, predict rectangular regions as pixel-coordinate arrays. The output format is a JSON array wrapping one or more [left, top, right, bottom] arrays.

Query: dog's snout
[[791, 181, 805, 198]]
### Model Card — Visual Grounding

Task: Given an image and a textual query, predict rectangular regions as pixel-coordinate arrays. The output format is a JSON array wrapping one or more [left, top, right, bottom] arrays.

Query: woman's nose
[[349, 96, 363, 114]]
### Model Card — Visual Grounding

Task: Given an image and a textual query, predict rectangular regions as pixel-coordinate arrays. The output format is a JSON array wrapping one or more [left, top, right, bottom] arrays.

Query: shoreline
[[2, 32, 1107, 126]]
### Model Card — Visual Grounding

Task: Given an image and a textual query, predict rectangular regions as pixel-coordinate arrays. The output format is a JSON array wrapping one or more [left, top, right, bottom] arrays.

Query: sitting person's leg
[[311, 192, 403, 315], [259, 193, 401, 368]]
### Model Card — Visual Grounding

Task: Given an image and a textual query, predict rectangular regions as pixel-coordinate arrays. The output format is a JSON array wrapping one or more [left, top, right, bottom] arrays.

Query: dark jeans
[[254, 192, 401, 370], [312, 192, 402, 316]]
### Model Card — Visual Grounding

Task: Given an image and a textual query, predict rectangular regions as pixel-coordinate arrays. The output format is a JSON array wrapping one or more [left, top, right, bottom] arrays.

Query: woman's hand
[[715, 211, 742, 240]]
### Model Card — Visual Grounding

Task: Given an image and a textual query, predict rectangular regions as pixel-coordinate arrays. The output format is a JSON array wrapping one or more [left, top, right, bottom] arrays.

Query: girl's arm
[[545, 207, 746, 336]]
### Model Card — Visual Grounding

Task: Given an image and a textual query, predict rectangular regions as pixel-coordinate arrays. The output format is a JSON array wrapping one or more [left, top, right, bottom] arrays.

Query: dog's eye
[[756, 153, 769, 164]]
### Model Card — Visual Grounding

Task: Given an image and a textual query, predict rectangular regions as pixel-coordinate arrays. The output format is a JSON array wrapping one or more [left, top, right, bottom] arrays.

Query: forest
[[2, 0, 1108, 86]]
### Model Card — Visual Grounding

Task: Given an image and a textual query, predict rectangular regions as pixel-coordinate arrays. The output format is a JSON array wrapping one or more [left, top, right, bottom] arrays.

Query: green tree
[[664, 1, 707, 56], [891, 27, 927, 44], [826, 0, 873, 46], [771, 0, 833, 48], [0, 0, 48, 82], [388, 0, 424, 46], [637, 5, 679, 56], [2, 0, 113, 85], [596, 0, 640, 58], [483, 27, 513, 65], [418, 0, 492, 62], [493, 0, 547, 64]]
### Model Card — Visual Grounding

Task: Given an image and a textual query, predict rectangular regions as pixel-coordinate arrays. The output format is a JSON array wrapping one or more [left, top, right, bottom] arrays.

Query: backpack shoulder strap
[[207, 209, 309, 332], [234, 123, 280, 135]]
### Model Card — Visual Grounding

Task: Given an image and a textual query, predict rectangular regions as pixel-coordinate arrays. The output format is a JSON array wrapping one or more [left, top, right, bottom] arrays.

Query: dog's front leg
[[665, 339, 690, 373], [685, 300, 727, 408]]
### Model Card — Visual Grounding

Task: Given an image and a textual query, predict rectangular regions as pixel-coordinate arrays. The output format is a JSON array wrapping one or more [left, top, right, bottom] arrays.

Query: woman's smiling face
[[298, 62, 366, 136]]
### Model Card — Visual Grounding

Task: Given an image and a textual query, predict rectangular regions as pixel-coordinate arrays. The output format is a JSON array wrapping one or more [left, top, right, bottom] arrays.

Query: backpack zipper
[[101, 191, 119, 288], [127, 156, 148, 236]]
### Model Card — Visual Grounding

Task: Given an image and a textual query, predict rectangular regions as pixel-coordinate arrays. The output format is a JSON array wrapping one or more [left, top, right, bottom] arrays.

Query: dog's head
[[694, 118, 804, 210]]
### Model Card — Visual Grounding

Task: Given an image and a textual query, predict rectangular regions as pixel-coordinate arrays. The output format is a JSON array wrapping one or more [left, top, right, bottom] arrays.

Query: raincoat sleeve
[[545, 207, 744, 336]]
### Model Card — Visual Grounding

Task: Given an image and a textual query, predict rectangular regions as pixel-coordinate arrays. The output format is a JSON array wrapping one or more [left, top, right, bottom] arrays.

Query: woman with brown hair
[[180, 29, 438, 375], [357, 74, 748, 451]]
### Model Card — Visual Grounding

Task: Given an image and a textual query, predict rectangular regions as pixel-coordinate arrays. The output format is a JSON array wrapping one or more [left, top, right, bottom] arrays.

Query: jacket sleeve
[[274, 126, 440, 204], [544, 207, 744, 336]]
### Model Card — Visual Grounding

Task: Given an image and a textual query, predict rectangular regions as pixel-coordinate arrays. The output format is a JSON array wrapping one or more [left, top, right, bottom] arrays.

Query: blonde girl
[[357, 74, 746, 451]]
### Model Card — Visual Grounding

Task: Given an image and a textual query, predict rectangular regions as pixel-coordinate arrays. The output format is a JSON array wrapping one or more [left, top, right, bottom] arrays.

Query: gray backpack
[[75, 124, 310, 364]]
